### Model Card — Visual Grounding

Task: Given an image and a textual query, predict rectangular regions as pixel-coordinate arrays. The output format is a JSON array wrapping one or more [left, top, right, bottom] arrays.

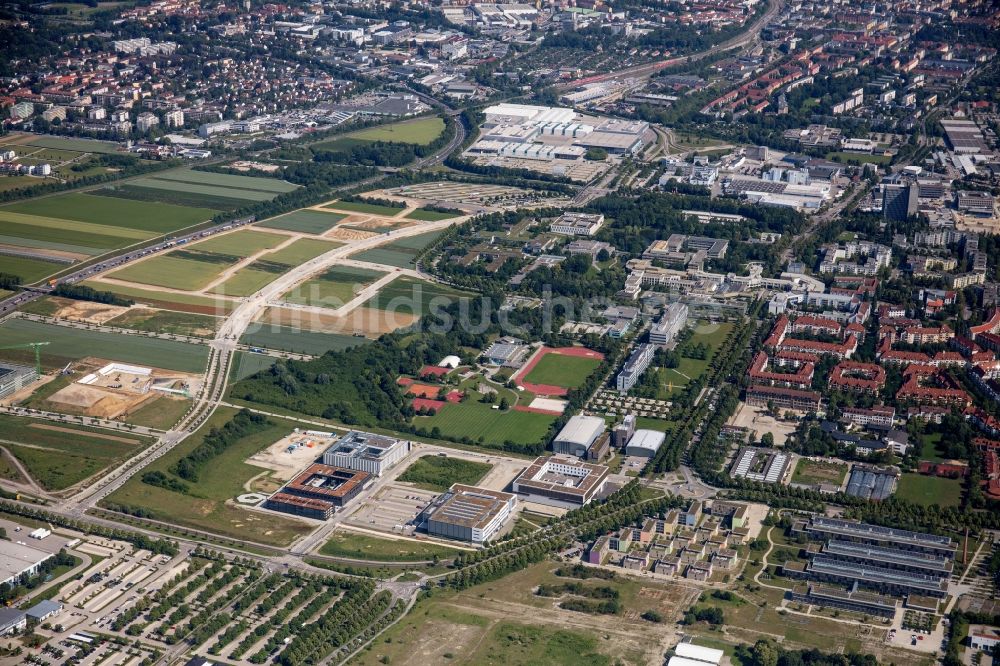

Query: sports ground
[[513, 347, 605, 396]]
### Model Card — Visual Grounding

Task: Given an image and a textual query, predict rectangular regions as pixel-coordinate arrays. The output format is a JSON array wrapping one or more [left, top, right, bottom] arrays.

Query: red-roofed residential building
[[746, 384, 822, 412], [879, 350, 935, 367], [842, 405, 895, 429], [829, 362, 886, 394], [896, 373, 972, 408], [969, 309, 1000, 340], [903, 325, 953, 345], [790, 315, 843, 338], [748, 352, 814, 390], [976, 332, 1000, 355]]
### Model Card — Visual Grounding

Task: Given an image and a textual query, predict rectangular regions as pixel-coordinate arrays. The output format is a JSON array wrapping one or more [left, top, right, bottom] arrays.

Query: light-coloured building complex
[[321, 431, 409, 477], [512, 456, 609, 508], [0, 540, 55, 587], [550, 212, 605, 236], [649, 302, 688, 346], [617, 343, 655, 393], [552, 415, 607, 458]]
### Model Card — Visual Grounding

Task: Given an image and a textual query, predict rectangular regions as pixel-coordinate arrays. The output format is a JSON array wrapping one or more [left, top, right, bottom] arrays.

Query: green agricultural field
[[3, 192, 216, 233], [257, 210, 346, 234], [415, 401, 555, 447], [383, 229, 445, 251], [895, 473, 963, 508], [0, 255, 66, 283], [323, 200, 404, 216], [102, 407, 314, 546], [346, 117, 446, 145], [106, 308, 221, 338], [363, 277, 470, 316], [319, 531, 460, 562], [188, 229, 286, 257], [350, 230, 444, 268], [107, 254, 230, 290], [126, 176, 278, 202], [0, 413, 152, 491], [264, 238, 341, 264], [0, 318, 209, 373], [124, 396, 191, 430], [93, 183, 242, 211], [78, 281, 233, 314], [405, 208, 459, 221], [792, 459, 848, 487], [0, 212, 152, 250], [212, 266, 280, 297], [150, 169, 298, 193], [284, 265, 386, 307], [232, 351, 276, 381], [397, 455, 491, 492], [240, 325, 364, 355], [523, 353, 601, 389], [26, 135, 122, 154]]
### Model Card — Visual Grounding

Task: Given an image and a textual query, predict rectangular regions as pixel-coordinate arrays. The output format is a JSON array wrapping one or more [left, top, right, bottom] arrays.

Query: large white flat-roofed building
[[625, 429, 665, 458], [671, 641, 724, 665], [512, 456, 609, 508], [321, 431, 409, 477], [550, 212, 605, 236], [482, 103, 576, 127], [0, 540, 55, 587], [418, 484, 516, 544], [552, 415, 606, 458]]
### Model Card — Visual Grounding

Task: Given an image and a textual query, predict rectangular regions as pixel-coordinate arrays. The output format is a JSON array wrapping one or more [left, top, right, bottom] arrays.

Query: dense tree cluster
[[51, 283, 133, 306], [171, 410, 270, 482]]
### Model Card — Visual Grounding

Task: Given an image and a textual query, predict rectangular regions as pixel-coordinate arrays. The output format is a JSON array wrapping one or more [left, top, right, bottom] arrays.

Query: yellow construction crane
[[0, 342, 50, 375]]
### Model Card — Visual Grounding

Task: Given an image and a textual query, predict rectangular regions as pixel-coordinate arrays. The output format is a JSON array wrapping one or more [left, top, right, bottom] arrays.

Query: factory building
[[512, 456, 609, 508], [551, 415, 608, 459], [418, 484, 516, 544], [0, 362, 37, 400], [322, 431, 409, 477], [0, 540, 55, 588]]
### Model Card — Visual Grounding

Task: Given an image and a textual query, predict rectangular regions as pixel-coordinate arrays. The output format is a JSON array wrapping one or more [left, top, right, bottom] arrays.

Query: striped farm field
[[284, 265, 386, 307], [212, 265, 282, 297], [150, 169, 298, 192], [0, 318, 209, 373], [0, 255, 66, 283], [127, 176, 278, 202], [3, 192, 216, 233], [257, 210, 346, 234], [78, 281, 234, 315], [362, 277, 470, 317], [107, 253, 234, 291], [265, 238, 341, 264], [323, 200, 405, 216]]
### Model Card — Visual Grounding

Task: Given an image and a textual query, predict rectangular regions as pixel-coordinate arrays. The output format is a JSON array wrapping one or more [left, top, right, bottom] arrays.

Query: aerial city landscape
[[0, 0, 998, 664]]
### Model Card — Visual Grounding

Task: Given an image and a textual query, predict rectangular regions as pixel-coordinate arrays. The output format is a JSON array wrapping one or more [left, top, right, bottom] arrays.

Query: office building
[[266, 464, 371, 519], [612, 414, 636, 448], [0, 362, 36, 400], [512, 456, 609, 507], [550, 212, 605, 236], [322, 431, 409, 477], [649, 303, 688, 346], [616, 343, 655, 393], [418, 484, 516, 544]]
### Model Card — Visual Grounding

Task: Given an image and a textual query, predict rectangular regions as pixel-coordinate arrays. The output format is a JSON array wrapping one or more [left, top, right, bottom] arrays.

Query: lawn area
[[523, 354, 601, 389], [826, 151, 892, 166], [265, 238, 341, 264], [792, 459, 848, 487], [634, 416, 675, 431], [123, 396, 191, 430], [319, 530, 461, 562], [362, 277, 471, 316], [107, 254, 229, 290], [101, 407, 314, 546], [405, 208, 459, 222], [0, 255, 66, 283], [323, 200, 405, 216], [415, 400, 555, 447], [188, 229, 287, 258], [895, 473, 963, 508], [105, 309, 221, 338], [284, 265, 386, 308], [0, 318, 209, 373], [346, 117, 446, 145], [24, 135, 122, 154], [3, 192, 215, 233], [257, 210, 346, 234], [918, 433, 946, 463], [232, 351, 276, 381], [240, 325, 365, 355], [397, 455, 492, 492], [0, 413, 153, 491]]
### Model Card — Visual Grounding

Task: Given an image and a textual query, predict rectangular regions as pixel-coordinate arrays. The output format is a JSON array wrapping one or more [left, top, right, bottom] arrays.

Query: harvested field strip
[[94, 184, 245, 211], [322, 200, 405, 216], [0, 318, 210, 373], [126, 177, 277, 202], [257, 210, 346, 234], [150, 169, 299, 193], [3, 193, 215, 232]]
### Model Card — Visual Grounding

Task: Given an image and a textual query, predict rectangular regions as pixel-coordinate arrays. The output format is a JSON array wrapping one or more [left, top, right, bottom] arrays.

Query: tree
[[750, 639, 779, 666], [761, 432, 775, 447], [499, 397, 510, 411]]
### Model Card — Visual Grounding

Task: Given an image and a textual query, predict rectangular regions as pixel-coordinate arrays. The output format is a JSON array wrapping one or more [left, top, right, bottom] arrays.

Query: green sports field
[[523, 353, 601, 388], [415, 401, 555, 447], [257, 210, 346, 234], [323, 200, 404, 216], [0, 318, 209, 373], [895, 473, 962, 508]]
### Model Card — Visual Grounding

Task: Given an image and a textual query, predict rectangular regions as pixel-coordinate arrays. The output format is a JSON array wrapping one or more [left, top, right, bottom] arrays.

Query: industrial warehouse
[[416, 484, 516, 544], [512, 456, 609, 508], [783, 517, 957, 617]]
